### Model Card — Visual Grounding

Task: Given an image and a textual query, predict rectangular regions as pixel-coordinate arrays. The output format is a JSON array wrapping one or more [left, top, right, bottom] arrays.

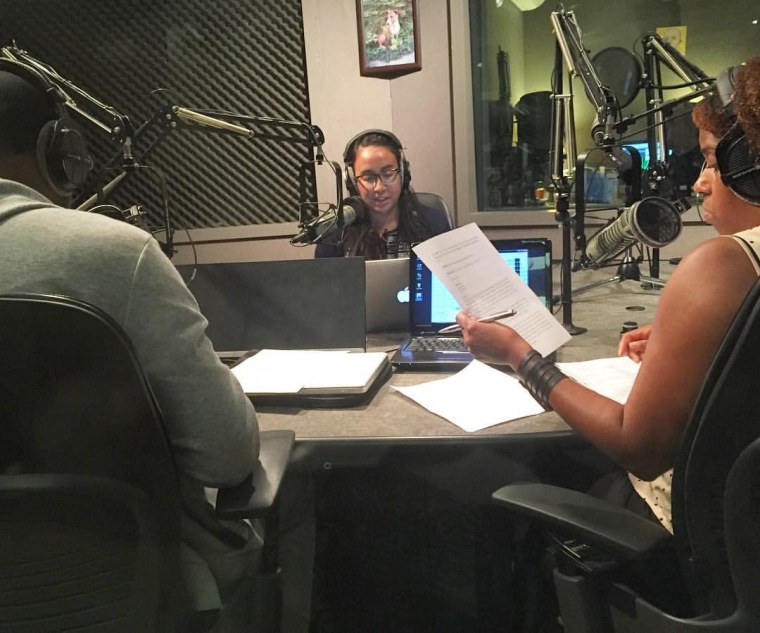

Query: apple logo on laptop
[[396, 286, 410, 304]]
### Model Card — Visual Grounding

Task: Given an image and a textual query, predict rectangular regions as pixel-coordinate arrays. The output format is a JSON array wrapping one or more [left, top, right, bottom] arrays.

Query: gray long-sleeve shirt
[[0, 178, 260, 609]]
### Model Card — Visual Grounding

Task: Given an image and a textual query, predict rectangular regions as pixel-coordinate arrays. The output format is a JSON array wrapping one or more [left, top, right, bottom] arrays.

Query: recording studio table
[[255, 266, 667, 463], [254, 265, 670, 633]]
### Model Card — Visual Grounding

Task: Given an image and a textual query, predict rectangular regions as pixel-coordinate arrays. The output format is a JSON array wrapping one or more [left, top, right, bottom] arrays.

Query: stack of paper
[[231, 349, 389, 395]]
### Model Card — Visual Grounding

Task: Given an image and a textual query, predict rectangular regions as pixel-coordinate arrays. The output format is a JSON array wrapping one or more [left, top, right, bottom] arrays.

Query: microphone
[[590, 93, 620, 148], [584, 196, 686, 265], [290, 196, 368, 245], [169, 106, 254, 138]]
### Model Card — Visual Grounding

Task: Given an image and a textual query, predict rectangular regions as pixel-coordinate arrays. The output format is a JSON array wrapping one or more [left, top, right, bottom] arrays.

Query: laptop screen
[[176, 258, 367, 353], [409, 238, 552, 331]]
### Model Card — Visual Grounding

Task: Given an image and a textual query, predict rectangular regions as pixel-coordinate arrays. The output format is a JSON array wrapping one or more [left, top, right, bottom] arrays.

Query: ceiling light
[[510, 0, 546, 11]]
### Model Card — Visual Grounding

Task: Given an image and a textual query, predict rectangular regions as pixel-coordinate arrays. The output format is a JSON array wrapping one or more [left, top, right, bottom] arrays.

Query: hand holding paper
[[413, 224, 570, 357]]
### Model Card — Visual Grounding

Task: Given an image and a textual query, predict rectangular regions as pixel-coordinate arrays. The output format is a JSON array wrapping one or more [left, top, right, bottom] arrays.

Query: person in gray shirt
[[0, 59, 277, 629]]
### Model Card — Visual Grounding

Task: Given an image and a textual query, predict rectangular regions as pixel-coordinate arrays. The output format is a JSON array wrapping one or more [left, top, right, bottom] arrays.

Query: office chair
[[491, 276, 760, 633], [416, 192, 454, 230], [514, 91, 552, 199], [0, 293, 294, 633]]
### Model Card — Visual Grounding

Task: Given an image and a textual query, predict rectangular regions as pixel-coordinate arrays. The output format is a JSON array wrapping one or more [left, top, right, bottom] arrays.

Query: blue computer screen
[[427, 251, 530, 323], [625, 142, 652, 170]]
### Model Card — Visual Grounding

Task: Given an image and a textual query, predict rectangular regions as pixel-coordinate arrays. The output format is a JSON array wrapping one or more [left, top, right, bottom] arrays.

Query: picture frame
[[356, 0, 422, 79]]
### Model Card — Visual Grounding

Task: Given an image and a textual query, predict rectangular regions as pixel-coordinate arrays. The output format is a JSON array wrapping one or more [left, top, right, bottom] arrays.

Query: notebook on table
[[391, 238, 553, 371], [231, 349, 392, 408], [365, 257, 410, 333]]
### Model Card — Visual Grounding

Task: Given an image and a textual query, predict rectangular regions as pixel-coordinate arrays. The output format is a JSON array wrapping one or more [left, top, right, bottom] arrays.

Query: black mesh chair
[[0, 293, 294, 633], [416, 192, 454, 230], [492, 277, 760, 632]]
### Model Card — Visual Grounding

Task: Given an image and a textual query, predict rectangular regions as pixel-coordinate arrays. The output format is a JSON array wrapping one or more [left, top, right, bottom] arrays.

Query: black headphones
[[714, 64, 760, 205], [0, 58, 92, 196], [342, 129, 411, 196]]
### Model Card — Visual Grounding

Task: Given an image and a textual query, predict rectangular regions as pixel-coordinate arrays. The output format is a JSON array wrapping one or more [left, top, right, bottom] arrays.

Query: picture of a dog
[[376, 9, 401, 50]]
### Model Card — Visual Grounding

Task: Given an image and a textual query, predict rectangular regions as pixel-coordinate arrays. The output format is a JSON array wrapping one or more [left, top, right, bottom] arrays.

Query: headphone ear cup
[[36, 118, 93, 195], [58, 124, 93, 189], [401, 156, 411, 190], [344, 164, 359, 197], [36, 120, 64, 195], [717, 126, 760, 205]]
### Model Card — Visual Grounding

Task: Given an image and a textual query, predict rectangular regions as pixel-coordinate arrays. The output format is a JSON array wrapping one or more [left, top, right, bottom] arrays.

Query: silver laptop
[[365, 258, 410, 333]]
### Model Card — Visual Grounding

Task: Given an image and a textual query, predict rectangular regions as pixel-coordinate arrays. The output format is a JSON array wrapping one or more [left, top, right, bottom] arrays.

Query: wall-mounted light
[[510, 0, 546, 10]]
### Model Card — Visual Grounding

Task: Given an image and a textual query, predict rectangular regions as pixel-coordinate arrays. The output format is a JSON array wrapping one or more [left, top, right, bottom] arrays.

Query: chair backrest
[[514, 91, 553, 153], [0, 294, 182, 633], [671, 277, 760, 620], [415, 192, 454, 230]]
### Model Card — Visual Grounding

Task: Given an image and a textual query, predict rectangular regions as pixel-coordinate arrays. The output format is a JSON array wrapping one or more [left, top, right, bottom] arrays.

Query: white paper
[[231, 349, 388, 393], [393, 356, 641, 433], [557, 356, 640, 404], [393, 360, 544, 432], [413, 223, 571, 357]]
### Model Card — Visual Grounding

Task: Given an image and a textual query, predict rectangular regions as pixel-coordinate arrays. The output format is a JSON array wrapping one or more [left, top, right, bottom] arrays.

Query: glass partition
[[469, 0, 759, 211]]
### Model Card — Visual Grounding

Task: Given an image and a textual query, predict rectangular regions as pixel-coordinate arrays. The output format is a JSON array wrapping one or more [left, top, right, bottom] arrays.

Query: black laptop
[[391, 238, 553, 371], [176, 258, 367, 362]]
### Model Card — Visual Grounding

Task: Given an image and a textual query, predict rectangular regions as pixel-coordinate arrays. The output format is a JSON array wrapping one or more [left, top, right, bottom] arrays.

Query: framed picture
[[356, 0, 421, 78]]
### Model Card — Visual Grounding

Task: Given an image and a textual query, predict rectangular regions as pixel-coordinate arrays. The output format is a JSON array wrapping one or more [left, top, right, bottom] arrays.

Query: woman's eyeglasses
[[356, 168, 401, 188]]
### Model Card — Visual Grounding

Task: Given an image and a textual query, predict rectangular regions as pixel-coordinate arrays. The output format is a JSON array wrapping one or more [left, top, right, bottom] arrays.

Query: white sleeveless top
[[629, 225, 760, 533]]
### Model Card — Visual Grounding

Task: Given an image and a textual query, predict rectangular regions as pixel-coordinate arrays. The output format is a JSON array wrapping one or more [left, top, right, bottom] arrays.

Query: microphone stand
[[166, 107, 327, 235], [5, 47, 329, 257], [640, 34, 712, 277], [547, 10, 711, 316], [549, 11, 588, 336], [79, 105, 326, 256], [1, 46, 183, 257]]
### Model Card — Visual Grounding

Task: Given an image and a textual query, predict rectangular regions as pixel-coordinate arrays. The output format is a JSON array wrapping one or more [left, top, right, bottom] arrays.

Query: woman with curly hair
[[314, 129, 451, 259], [456, 57, 760, 533]]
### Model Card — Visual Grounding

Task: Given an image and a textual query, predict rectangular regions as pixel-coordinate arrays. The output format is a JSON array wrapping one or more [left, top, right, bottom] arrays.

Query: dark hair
[[345, 131, 405, 177], [343, 132, 433, 258], [0, 70, 56, 154], [692, 57, 760, 155]]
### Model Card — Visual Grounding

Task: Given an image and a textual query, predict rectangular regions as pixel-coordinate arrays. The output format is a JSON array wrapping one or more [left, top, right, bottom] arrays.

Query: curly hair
[[692, 57, 760, 155], [734, 57, 760, 154]]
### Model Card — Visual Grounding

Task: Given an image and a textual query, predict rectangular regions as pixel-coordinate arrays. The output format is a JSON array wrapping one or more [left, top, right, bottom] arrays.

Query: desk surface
[[256, 266, 665, 442]]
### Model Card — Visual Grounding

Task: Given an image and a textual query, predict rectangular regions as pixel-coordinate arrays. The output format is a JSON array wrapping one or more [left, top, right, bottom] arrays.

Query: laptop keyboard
[[406, 336, 469, 352]]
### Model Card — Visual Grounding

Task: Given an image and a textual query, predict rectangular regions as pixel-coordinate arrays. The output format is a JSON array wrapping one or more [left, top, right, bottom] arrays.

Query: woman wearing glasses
[[314, 129, 450, 259]]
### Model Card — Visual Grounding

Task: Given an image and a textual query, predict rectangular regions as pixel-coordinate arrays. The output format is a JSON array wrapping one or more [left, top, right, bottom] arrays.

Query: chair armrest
[[215, 430, 295, 520], [492, 482, 671, 560]]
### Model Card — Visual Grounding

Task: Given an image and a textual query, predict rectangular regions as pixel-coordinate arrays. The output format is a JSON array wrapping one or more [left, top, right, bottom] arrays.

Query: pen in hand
[[437, 309, 517, 334]]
